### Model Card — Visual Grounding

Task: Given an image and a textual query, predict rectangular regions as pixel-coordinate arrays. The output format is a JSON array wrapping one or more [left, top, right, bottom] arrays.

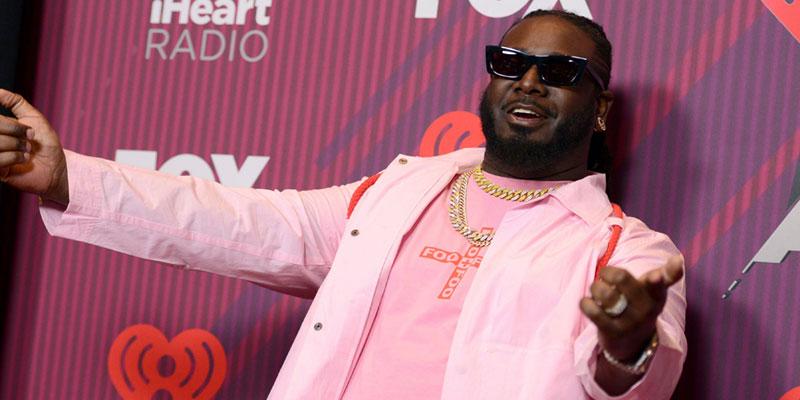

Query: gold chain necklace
[[449, 169, 493, 247], [448, 167, 559, 247], [473, 167, 558, 201]]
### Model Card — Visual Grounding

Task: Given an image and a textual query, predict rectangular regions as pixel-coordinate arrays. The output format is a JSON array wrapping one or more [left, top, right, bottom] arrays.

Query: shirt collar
[[546, 173, 612, 226], [419, 148, 613, 226]]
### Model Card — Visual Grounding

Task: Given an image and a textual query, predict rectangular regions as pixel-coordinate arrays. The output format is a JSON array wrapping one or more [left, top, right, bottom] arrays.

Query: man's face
[[481, 16, 610, 174]]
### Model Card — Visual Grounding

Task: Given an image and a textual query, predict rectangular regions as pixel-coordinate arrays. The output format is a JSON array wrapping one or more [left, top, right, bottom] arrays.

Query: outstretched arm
[[1, 89, 358, 298], [575, 218, 687, 400]]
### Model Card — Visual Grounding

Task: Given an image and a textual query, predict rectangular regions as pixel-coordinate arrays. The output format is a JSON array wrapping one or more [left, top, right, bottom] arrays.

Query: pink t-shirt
[[342, 170, 568, 399]]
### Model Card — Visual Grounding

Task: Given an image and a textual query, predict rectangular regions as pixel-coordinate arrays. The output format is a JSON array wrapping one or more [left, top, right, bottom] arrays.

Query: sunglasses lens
[[490, 50, 529, 78], [487, 47, 590, 86], [539, 58, 583, 85]]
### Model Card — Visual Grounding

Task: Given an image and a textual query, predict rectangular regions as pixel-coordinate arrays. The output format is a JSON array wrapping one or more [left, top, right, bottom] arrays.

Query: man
[[0, 10, 686, 400]]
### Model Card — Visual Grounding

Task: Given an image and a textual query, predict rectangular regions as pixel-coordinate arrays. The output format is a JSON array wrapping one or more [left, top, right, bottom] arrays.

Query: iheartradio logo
[[107, 325, 227, 400], [418, 111, 485, 156], [149, 0, 272, 25], [145, 0, 274, 62]]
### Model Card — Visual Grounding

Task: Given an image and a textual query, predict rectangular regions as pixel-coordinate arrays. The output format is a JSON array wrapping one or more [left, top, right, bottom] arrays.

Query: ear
[[594, 89, 614, 131]]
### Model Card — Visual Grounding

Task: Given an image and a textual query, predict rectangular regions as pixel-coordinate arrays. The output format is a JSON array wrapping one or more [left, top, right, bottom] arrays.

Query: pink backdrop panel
[[2, 1, 799, 399]]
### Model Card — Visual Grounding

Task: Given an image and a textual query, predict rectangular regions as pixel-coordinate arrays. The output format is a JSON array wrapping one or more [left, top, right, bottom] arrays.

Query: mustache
[[505, 95, 555, 118]]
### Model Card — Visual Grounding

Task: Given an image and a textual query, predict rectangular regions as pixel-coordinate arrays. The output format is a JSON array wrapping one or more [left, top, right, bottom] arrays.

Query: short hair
[[508, 9, 613, 88]]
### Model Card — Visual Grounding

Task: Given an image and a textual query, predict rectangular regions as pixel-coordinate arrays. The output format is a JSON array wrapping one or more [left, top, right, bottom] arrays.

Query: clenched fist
[[0, 89, 68, 204]]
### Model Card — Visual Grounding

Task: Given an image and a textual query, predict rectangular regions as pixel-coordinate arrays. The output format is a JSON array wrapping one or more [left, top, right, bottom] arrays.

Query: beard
[[479, 89, 595, 172]]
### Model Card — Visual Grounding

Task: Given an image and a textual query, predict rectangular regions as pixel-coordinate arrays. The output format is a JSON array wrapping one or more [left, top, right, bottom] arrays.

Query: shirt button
[[350, 229, 360, 236], [398, 158, 408, 165], [313, 322, 323, 331]]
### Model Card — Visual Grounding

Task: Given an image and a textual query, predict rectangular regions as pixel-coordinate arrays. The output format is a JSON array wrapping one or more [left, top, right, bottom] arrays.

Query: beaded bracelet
[[601, 333, 659, 375]]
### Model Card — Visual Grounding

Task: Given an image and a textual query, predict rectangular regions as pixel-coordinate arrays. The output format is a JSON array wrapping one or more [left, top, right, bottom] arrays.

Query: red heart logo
[[762, 0, 800, 43], [780, 386, 800, 400], [108, 325, 227, 400], [419, 111, 485, 156]]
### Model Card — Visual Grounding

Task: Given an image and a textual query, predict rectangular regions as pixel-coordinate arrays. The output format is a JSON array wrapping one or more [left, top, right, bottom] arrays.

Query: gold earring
[[597, 117, 607, 132]]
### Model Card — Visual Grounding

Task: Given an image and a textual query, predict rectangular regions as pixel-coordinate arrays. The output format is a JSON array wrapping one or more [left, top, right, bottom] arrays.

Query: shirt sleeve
[[574, 216, 688, 400], [39, 150, 363, 298]]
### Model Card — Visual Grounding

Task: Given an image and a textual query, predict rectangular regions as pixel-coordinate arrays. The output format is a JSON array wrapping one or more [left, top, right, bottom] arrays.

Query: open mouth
[[507, 107, 546, 127]]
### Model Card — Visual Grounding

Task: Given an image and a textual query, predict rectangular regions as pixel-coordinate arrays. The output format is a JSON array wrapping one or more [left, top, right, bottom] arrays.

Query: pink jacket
[[41, 148, 686, 399]]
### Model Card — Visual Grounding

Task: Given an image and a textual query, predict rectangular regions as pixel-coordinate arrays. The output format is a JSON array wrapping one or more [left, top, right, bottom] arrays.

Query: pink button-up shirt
[[41, 148, 686, 399]]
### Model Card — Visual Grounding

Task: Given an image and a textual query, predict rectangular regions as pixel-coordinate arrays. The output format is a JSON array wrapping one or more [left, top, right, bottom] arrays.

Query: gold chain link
[[448, 167, 559, 247], [473, 167, 557, 202]]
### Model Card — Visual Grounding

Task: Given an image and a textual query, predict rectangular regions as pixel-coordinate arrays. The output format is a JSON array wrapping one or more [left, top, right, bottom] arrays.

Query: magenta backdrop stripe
[[622, 11, 789, 230], [37, 0, 95, 394], [748, 68, 794, 390], [720, 195, 799, 399], [90, 251, 119, 399], [672, 9, 800, 396], [69, 2, 119, 396], [31, 0, 87, 390], [302, 1, 338, 187], [18, 217, 47, 400], [315, 4, 471, 168], [269, 3, 298, 187], [90, 0, 119, 158], [687, 129, 800, 263], [294, 1, 324, 185], [350, 16, 500, 179], [632, 3, 712, 160], [624, 1, 764, 164], [342, 0, 378, 180], [351, 0, 381, 176], [225, 295, 304, 397], [687, 134, 800, 398], [310, 0, 342, 186]]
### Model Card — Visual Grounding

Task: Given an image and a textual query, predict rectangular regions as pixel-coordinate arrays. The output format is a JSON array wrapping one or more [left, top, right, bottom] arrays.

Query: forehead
[[500, 16, 596, 58]]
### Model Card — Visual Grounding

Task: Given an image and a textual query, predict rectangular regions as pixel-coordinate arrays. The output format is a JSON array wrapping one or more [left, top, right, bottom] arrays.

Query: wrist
[[600, 332, 659, 376], [602, 323, 658, 361], [45, 154, 69, 205]]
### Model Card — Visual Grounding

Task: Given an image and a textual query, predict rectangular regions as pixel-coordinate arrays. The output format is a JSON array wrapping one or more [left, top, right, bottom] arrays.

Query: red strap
[[594, 203, 624, 280], [347, 173, 382, 219], [347, 176, 624, 280]]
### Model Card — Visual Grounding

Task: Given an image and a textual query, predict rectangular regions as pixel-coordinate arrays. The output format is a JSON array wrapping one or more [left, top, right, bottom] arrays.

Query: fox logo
[[415, 0, 592, 19]]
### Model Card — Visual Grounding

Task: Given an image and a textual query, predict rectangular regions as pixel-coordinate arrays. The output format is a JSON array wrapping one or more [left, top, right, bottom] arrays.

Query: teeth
[[511, 108, 541, 117]]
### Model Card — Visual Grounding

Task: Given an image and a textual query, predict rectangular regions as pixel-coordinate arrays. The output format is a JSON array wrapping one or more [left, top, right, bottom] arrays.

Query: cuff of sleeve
[[575, 319, 687, 400], [39, 150, 104, 237]]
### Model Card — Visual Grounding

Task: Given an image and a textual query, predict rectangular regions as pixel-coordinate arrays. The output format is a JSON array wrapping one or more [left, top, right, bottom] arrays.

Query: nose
[[515, 64, 548, 95]]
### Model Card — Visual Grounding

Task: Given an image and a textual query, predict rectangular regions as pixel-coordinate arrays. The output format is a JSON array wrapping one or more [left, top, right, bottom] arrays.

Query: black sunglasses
[[485, 45, 607, 89]]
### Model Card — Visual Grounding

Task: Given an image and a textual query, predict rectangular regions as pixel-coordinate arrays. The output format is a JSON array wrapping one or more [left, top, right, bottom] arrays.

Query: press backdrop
[[2, 1, 800, 399]]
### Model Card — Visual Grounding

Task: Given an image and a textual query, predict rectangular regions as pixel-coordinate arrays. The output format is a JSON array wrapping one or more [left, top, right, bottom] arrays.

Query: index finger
[[0, 89, 43, 119], [598, 266, 637, 287], [662, 255, 685, 285], [0, 115, 31, 138], [641, 255, 685, 305], [598, 266, 652, 313]]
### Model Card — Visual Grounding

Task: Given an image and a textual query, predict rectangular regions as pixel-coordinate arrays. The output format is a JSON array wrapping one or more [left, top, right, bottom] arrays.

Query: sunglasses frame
[[485, 45, 607, 89]]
